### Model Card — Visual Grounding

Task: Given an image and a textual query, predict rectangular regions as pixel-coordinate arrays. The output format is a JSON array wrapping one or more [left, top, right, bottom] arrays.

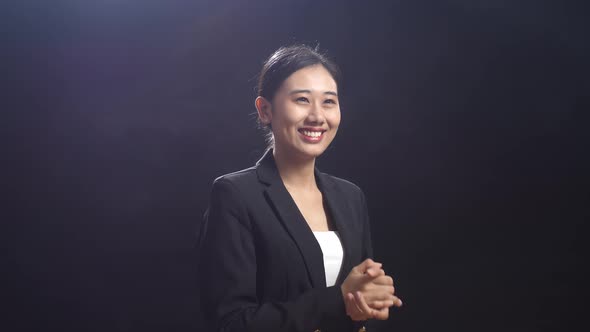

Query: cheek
[[276, 107, 306, 128], [328, 110, 341, 128], [270, 110, 301, 138]]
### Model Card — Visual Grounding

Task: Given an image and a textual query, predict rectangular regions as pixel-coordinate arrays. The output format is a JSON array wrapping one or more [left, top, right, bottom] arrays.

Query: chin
[[296, 144, 329, 159], [277, 138, 333, 160]]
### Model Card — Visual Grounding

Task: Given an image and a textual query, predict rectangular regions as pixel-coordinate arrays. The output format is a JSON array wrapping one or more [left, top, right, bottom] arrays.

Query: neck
[[273, 147, 317, 191]]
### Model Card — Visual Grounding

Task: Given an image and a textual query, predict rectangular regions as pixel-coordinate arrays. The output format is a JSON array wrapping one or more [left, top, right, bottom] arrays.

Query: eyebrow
[[289, 89, 338, 97]]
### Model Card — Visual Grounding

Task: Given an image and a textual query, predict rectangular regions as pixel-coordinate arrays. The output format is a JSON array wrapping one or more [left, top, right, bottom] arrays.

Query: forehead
[[280, 65, 338, 92]]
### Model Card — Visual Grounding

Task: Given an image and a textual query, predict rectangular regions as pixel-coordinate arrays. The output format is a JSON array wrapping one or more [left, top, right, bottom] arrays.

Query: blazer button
[[358, 326, 366, 332]]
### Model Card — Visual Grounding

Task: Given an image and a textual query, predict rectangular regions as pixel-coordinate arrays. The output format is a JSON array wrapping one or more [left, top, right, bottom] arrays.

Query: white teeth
[[302, 130, 323, 138]]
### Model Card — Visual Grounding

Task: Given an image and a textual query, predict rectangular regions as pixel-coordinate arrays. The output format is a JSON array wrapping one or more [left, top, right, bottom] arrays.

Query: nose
[[306, 101, 326, 125]]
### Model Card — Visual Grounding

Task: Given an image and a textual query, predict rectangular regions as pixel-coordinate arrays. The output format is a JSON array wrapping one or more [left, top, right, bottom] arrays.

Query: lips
[[298, 128, 326, 142]]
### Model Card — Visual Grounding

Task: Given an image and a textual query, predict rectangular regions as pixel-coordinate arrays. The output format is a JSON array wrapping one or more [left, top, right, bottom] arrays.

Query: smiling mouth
[[298, 128, 326, 142], [299, 129, 324, 137]]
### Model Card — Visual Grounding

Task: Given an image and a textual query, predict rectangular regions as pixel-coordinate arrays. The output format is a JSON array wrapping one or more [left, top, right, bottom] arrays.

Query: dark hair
[[256, 44, 342, 151]]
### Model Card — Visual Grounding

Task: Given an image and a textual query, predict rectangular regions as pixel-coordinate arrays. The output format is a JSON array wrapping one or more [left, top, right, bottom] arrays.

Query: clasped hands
[[340, 259, 402, 321]]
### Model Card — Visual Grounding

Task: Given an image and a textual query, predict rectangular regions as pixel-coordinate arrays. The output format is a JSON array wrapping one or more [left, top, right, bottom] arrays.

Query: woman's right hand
[[341, 259, 402, 321]]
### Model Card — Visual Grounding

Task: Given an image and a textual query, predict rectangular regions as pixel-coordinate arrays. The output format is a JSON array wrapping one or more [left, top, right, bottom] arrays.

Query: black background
[[4, 0, 588, 331]]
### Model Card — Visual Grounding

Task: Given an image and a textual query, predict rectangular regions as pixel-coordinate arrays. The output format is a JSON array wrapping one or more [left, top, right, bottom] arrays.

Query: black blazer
[[199, 149, 374, 332]]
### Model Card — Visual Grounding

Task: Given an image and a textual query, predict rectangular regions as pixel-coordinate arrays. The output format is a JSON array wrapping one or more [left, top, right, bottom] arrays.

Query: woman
[[199, 45, 402, 332]]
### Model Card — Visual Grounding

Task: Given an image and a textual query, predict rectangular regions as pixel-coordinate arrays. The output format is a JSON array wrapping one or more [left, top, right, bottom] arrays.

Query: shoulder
[[319, 171, 370, 223], [212, 165, 257, 187], [321, 172, 361, 191], [206, 167, 260, 220], [318, 171, 365, 199], [208, 165, 260, 201]]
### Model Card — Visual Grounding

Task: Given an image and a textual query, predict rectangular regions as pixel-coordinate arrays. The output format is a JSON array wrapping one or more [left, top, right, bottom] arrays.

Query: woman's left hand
[[343, 265, 402, 321]]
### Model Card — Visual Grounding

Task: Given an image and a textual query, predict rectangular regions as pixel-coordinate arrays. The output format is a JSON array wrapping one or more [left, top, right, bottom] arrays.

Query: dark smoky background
[[3, 0, 587, 331]]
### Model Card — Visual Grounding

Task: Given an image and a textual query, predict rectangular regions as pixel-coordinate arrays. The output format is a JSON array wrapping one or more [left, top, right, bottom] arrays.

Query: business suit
[[199, 149, 374, 332]]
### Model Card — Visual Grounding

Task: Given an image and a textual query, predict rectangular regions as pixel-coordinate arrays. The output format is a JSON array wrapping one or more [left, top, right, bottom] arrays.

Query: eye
[[324, 98, 337, 104], [295, 96, 309, 103]]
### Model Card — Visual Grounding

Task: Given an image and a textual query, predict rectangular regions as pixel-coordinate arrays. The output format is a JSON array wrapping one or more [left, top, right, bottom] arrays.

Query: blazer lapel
[[316, 171, 355, 286], [256, 150, 326, 288]]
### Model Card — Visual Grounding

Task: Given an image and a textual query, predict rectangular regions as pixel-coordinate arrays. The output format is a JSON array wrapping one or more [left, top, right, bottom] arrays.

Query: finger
[[354, 259, 381, 273], [361, 270, 387, 284], [371, 275, 394, 286], [345, 293, 361, 313], [365, 267, 385, 278], [348, 292, 364, 316], [363, 291, 396, 303], [364, 284, 395, 296], [360, 295, 397, 319], [372, 307, 390, 320], [345, 293, 364, 321], [367, 261, 382, 269], [363, 297, 390, 321], [376, 295, 401, 308], [367, 299, 395, 310], [360, 263, 383, 276], [347, 293, 370, 321], [344, 293, 355, 317], [354, 291, 376, 319], [358, 282, 394, 298]]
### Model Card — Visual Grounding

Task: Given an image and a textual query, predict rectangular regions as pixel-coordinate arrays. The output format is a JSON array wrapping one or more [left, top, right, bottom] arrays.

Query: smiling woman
[[199, 45, 402, 332], [256, 64, 341, 162]]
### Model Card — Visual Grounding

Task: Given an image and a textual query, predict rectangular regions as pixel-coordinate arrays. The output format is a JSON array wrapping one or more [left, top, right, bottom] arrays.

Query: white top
[[312, 231, 344, 287]]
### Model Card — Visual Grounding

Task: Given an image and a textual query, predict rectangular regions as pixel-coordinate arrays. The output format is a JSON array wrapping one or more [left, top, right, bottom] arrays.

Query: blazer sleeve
[[199, 178, 352, 332], [359, 189, 374, 261], [356, 188, 378, 332]]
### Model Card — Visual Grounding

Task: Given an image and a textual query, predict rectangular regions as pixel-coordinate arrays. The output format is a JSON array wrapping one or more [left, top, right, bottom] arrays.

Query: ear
[[255, 96, 272, 125]]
